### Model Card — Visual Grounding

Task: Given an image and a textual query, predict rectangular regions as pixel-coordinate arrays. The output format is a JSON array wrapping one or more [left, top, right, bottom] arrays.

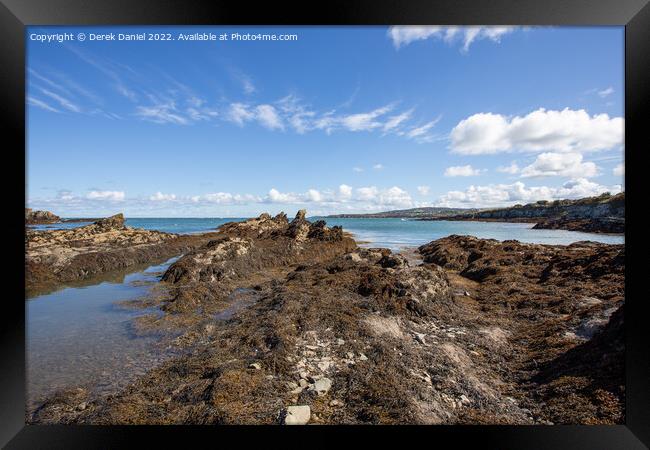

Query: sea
[[30, 216, 624, 249], [26, 216, 623, 409]]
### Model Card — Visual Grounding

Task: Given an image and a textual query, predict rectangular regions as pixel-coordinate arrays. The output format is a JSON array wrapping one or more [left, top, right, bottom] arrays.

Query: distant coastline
[[325, 192, 624, 234]]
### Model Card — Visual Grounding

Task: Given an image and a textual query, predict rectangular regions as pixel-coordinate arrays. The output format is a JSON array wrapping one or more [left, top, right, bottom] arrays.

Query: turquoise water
[[318, 218, 624, 250], [29, 217, 623, 249]]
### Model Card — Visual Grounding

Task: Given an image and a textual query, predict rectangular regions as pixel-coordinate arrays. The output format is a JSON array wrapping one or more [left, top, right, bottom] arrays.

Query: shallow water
[[26, 257, 179, 409]]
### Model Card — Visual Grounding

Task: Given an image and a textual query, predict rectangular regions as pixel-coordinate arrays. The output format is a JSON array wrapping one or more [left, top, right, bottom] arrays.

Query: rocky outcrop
[[532, 216, 624, 233], [424, 193, 625, 234], [25, 213, 220, 296], [26, 208, 60, 224], [158, 211, 355, 313]]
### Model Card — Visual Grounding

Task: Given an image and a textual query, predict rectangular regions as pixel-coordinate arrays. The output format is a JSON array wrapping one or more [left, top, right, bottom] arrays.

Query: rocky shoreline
[[27, 211, 624, 425], [420, 193, 625, 234], [25, 213, 223, 297]]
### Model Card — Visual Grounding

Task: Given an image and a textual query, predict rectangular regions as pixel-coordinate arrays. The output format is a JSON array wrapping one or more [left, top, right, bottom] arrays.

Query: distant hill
[[419, 192, 625, 233], [326, 206, 479, 219]]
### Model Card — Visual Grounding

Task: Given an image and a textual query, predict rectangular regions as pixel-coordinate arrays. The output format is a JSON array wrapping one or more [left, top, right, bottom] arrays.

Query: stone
[[413, 332, 427, 345], [309, 377, 332, 396], [317, 361, 332, 372], [249, 362, 262, 370], [329, 399, 343, 407], [283, 405, 310, 425], [358, 353, 368, 361], [336, 338, 345, 346]]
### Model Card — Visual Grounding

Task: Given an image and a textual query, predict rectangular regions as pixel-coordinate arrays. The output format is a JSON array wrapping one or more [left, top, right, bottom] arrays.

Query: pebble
[[358, 353, 368, 361], [309, 377, 332, 396], [249, 363, 262, 370], [336, 338, 345, 346], [329, 399, 343, 407], [284, 405, 311, 425], [317, 361, 332, 371], [413, 333, 427, 345]]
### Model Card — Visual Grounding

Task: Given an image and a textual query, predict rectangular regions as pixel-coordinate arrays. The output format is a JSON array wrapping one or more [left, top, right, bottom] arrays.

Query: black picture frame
[[2, 0, 648, 447]]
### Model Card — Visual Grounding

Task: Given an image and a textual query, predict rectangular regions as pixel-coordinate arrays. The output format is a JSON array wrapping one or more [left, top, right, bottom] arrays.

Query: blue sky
[[26, 26, 624, 217]]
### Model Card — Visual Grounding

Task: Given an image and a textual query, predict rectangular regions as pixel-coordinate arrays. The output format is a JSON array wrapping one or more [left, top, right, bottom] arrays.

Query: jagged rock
[[93, 213, 125, 229]]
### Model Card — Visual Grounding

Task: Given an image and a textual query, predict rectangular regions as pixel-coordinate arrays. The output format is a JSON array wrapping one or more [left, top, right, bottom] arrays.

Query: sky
[[26, 26, 624, 217]]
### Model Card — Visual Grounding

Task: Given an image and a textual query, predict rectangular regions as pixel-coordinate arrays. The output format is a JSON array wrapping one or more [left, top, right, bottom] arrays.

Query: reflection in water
[[26, 257, 179, 409]]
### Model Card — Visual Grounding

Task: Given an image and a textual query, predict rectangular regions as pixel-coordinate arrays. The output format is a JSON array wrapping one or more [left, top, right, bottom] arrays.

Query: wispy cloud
[[388, 26, 517, 52], [598, 87, 614, 98], [38, 88, 81, 112], [28, 96, 60, 113]]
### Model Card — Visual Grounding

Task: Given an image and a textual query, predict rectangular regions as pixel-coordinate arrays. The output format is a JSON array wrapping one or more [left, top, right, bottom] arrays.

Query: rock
[[249, 362, 262, 370], [336, 338, 345, 346], [309, 377, 332, 396], [25, 208, 60, 225], [94, 213, 125, 229], [283, 405, 310, 425], [317, 360, 332, 372], [329, 399, 343, 407], [413, 333, 427, 345], [358, 353, 368, 361]]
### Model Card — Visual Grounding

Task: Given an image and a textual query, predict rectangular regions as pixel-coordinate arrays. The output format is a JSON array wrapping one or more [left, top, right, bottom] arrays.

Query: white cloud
[[227, 102, 255, 126], [355, 186, 412, 208], [306, 189, 322, 202], [383, 110, 413, 132], [388, 26, 516, 52], [255, 104, 284, 130], [373, 163, 384, 170], [438, 178, 621, 208], [353, 167, 364, 173], [497, 162, 520, 174], [613, 163, 624, 176], [598, 87, 614, 98], [267, 188, 299, 203], [450, 108, 624, 155], [444, 165, 484, 177], [149, 192, 177, 201], [86, 190, 125, 201], [227, 103, 284, 130], [338, 184, 353, 200], [417, 185, 430, 195], [520, 152, 599, 178], [192, 192, 261, 204]]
